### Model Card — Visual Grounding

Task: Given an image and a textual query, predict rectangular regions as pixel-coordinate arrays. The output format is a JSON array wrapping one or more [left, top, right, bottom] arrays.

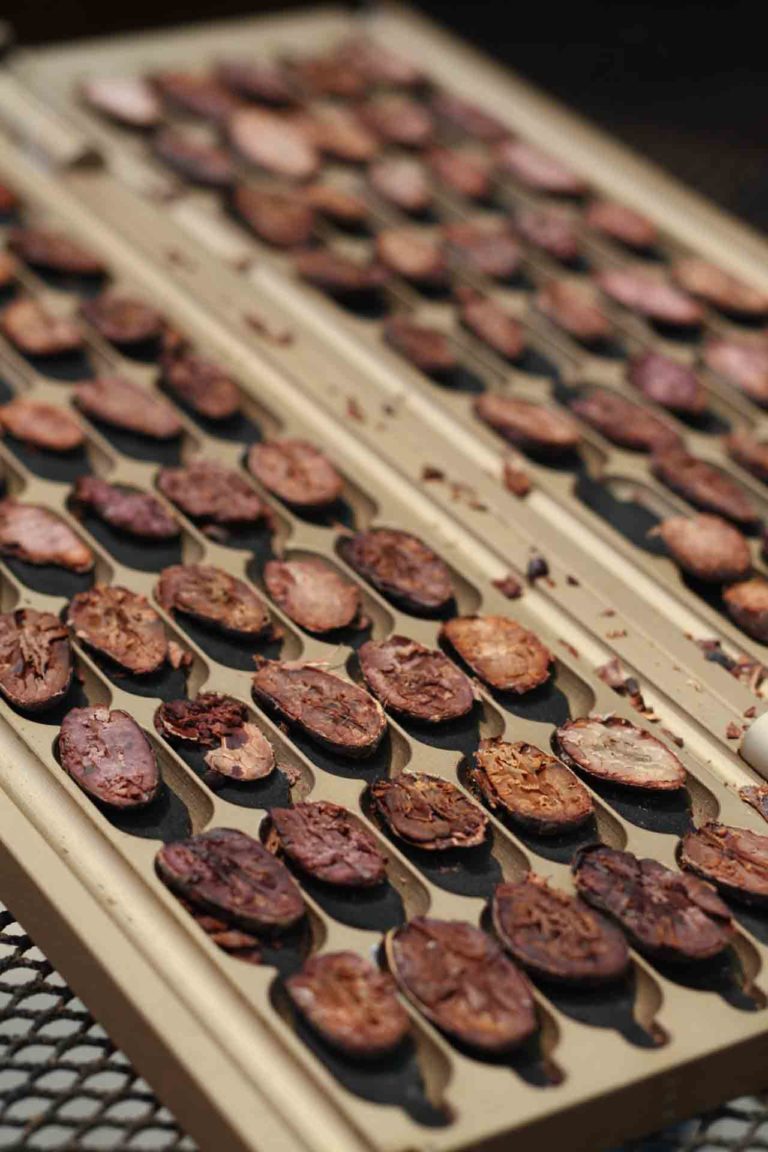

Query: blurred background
[[1, 0, 765, 228]]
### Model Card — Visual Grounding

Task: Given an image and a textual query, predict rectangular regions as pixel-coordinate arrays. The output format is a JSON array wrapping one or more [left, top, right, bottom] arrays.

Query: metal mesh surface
[[0, 903, 195, 1151], [1, 895, 767, 1152]]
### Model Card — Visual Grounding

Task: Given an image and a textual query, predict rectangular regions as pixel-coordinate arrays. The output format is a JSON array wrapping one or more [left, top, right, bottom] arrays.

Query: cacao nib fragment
[[264, 558, 360, 634], [153, 71, 240, 121], [0, 608, 72, 712], [371, 771, 487, 850], [204, 723, 275, 781], [340, 528, 453, 614], [362, 96, 434, 149], [268, 800, 387, 887], [554, 716, 686, 791], [493, 875, 630, 984], [516, 208, 580, 263], [157, 460, 265, 525], [369, 157, 432, 214], [672, 258, 768, 319], [155, 693, 247, 746], [157, 827, 305, 932], [294, 248, 387, 298], [569, 388, 681, 453], [456, 288, 525, 361], [303, 183, 368, 227], [81, 293, 163, 348], [442, 220, 520, 281], [475, 393, 580, 456], [679, 822, 768, 905], [73, 476, 178, 540], [740, 785, 768, 823], [430, 92, 508, 141], [59, 706, 159, 809], [74, 376, 182, 440], [627, 352, 707, 414], [0, 398, 84, 452], [704, 337, 768, 406], [359, 635, 474, 723], [8, 228, 105, 276], [228, 107, 319, 179], [376, 228, 447, 285], [247, 439, 343, 509], [496, 140, 587, 195], [658, 515, 751, 583], [724, 577, 768, 642], [727, 428, 768, 483], [81, 76, 162, 128], [536, 280, 612, 344], [153, 128, 235, 187], [387, 917, 536, 1052], [157, 564, 270, 639], [384, 316, 457, 375], [215, 59, 296, 106], [68, 584, 167, 674], [1, 298, 83, 357], [596, 267, 703, 327], [651, 449, 759, 528], [441, 615, 552, 693], [286, 952, 409, 1058], [0, 500, 93, 572], [574, 843, 732, 962], [252, 661, 386, 757], [471, 737, 593, 834], [231, 185, 315, 248], [180, 898, 262, 962], [427, 148, 492, 201], [584, 200, 658, 250]]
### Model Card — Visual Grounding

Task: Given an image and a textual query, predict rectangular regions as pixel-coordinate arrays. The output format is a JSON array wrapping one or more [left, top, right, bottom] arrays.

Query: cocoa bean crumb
[[492, 573, 523, 599], [244, 312, 294, 345], [566, 574, 580, 586], [502, 457, 532, 498], [526, 554, 549, 583], [726, 721, 742, 740], [422, 465, 445, 482]]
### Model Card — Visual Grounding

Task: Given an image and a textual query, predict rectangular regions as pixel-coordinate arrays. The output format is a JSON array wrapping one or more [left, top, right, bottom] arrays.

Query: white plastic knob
[[740, 711, 768, 779]]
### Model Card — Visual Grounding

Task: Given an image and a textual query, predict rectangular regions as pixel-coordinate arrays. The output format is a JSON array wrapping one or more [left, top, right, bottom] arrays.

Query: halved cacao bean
[[0, 608, 72, 712], [252, 661, 386, 757], [156, 827, 305, 932], [286, 952, 409, 1058], [493, 875, 630, 984], [386, 917, 536, 1052], [59, 706, 159, 809], [471, 737, 593, 834], [554, 716, 686, 791], [68, 584, 167, 674], [574, 843, 732, 963]]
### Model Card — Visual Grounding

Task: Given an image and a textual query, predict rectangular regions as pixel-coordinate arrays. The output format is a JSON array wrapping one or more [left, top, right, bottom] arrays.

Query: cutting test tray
[[11, 4, 768, 732], [1, 7, 768, 1152]]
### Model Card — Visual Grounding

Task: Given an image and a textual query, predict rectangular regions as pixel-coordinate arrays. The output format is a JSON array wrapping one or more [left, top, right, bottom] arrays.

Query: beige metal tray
[[2, 10, 768, 1152], [13, 4, 768, 735]]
